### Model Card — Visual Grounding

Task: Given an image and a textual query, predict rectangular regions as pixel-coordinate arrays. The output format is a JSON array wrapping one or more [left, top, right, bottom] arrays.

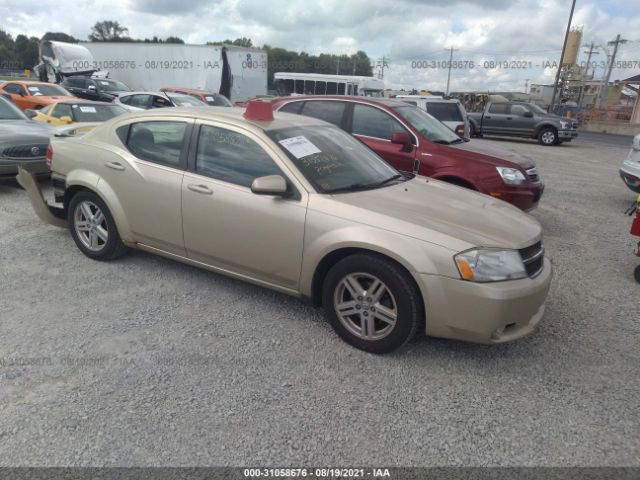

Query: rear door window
[[426, 102, 463, 122], [351, 104, 407, 140], [4, 83, 26, 96], [51, 104, 72, 119], [129, 94, 152, 109], [300, 101, 346, 127], [488, 103, 509, 114], [126, 121, 188, 168], [279, 102, 304, 115]]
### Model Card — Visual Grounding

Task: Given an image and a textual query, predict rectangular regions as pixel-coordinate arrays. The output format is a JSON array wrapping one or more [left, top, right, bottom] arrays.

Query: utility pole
[[550, 0, 576, 112], [376, 56, 389, 80], [598, 34, 627, 107], [578, 42, 599, 108], [524, 79, 529, 93], [445, 46, 458, 96], [336, 56, 340, 75]]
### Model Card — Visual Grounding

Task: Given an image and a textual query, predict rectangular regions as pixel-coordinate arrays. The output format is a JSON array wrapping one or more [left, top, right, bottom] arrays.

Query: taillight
[[46, 144, 53, 171], [455, 124, 465, 137]]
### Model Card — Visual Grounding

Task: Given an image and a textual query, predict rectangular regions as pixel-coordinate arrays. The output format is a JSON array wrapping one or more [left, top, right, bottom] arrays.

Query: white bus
[[274, 72, 384, 97]]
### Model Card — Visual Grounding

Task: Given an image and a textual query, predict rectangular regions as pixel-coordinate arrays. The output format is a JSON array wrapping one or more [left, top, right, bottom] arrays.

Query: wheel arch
[[308, 246, 425, 310], [63, 177, 133, 243], [533, 123, 557, 138]]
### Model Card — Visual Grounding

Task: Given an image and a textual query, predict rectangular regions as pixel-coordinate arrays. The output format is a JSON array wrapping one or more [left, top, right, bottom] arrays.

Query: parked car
[[114, 91, 207, 111], [272, 96, 544, 211], [620, 134, 640, 193], [467, 101, 579, 145], [26, 100, 128, 126], [0, 81, 75, 111], [17, 101, 551, 353], [160, 87, 232, 107], [395, 95, 470, 139], [0, 96, 55, 179], [61, 76, 132, 102]]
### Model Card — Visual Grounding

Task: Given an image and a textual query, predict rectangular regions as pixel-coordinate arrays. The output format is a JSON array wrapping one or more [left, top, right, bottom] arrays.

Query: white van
[[395, 95, 470, 140]]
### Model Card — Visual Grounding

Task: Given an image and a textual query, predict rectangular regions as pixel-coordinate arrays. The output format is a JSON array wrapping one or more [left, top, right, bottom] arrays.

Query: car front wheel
[[68, 190, 126, 261], [538, 127, 558, 146], [322, 253, 423, 353]]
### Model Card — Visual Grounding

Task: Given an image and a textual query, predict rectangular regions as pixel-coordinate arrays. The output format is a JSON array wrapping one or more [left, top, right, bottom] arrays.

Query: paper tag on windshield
[[205, 96, 215, 102], [100, 81, 110, 85], [79, 106, 97, 113], [278, 136, 321, 159]]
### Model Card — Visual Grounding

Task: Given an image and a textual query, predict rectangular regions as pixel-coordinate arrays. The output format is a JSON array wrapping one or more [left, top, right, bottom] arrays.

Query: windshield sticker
[[279, 136, 321, 159], [79, 106, 97, 113], [100, 81, 110, 85], [28, 86, 40, 91], [205, 96, 215, 101]]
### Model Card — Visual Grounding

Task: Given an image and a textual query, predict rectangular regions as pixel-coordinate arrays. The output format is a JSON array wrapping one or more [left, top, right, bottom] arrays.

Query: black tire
[[322, 253, 423, 353], [634, 265, 640, 284], [538, 127, 558, 146], [470, 123, 481, 137], [68, 190, 126, 261]]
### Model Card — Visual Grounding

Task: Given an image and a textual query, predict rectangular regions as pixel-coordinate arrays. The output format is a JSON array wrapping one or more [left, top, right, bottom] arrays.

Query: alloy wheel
[[74, 200, 109, 252]]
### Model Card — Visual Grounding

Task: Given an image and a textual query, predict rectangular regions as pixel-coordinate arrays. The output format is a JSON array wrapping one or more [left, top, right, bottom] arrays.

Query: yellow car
[[25, 100, 128, 126]]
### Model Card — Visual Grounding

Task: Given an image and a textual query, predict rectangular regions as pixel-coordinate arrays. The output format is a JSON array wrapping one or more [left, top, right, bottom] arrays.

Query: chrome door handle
[[187, 184, 213, 195], [105, 161, 125, 171]]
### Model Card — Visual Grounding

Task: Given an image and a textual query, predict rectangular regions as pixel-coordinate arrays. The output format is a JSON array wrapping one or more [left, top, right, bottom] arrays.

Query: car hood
[[321, 177, 542, 251], [0, 120, 55, 144], [448, 140, 536, 169]]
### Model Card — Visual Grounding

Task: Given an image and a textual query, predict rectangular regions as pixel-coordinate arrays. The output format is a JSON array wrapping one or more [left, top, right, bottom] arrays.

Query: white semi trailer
[[37, 40, 267, 102]]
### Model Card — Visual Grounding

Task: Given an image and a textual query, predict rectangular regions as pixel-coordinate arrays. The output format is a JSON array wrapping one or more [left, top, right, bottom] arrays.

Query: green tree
[[42, 32, 79, 43], [88, 21, 129, 42]]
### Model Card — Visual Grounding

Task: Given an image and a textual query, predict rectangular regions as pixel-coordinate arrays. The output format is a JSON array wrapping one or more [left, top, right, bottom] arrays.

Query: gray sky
[[1, 0, 639, 91]]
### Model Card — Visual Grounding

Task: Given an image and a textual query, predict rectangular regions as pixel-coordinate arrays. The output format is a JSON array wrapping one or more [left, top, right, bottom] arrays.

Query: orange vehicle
[[159, 87, 232, 107], [0, 81, 76, 110]]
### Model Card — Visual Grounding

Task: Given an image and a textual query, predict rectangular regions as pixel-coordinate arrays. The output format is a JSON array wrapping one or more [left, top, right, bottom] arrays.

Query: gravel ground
[[0, 133, 639, 467]]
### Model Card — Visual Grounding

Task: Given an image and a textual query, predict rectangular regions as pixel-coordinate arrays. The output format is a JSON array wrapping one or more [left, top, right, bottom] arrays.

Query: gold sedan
[[26, 100, 128, 126], [18, 101, 552, 353]]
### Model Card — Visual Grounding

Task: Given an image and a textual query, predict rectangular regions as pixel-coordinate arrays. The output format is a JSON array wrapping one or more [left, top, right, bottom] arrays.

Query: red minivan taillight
[[46, 144, 53, 171], [455, 124, 465, 137]]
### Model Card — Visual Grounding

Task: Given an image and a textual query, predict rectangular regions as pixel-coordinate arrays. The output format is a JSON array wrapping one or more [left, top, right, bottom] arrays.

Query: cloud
[[0, 0, 638, 91]]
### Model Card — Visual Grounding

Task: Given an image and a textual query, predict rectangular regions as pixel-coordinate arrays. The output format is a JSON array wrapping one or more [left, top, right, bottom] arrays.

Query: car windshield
[[167, 94, 206, 107], [71, 104, 128, 122], [26, 84, 71, 96], [267, 125, 404, 194], [0, 97, 26, 120], [204, 95, 232, 107], [96, 80, 130, 92], [393, 105, 462, 144]]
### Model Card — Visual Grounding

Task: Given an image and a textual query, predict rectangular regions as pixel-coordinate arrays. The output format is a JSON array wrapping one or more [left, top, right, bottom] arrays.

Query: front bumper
[[0, 159, 48, 179], [480, 178, 544, 212], [15, 167, 67, 227], [417, 258, 552, 344], [620, 158, 640, 193], [558, 129, 579, 140]]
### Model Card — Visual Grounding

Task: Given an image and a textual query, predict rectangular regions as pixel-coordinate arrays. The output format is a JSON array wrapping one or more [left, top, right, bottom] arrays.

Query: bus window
[[326, 82, 337, 95]]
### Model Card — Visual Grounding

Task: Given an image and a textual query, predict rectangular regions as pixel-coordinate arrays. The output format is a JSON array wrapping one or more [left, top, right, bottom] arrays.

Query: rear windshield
[[426, 102, 463, 122]]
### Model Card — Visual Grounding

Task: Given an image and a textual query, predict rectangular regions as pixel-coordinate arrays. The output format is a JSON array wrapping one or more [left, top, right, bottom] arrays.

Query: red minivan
[[272, 96, 543, 211]]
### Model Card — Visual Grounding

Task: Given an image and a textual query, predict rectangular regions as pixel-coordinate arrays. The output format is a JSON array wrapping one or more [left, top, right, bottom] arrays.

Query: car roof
[[117, 106, 327, 131], [0, 80, 56, 86], [121, 91, 191, 98], [273, 95, 410, 108], [161, 87, 219, 95]]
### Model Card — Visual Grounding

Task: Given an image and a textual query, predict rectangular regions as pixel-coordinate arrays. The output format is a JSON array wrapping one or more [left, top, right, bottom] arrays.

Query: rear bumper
[[418, 258, 552, 343], [15, 167, 67, 228]]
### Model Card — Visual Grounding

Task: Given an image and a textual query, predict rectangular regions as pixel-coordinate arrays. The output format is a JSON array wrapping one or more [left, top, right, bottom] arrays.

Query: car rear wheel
[[68, 191, 126, 261], [322, 253, 422, 353], [538, 127, 558, 146]]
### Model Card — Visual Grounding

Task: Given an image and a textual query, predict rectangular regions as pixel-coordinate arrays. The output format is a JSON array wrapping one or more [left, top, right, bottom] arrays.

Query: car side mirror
[[523, 111, 534, 118], [251, 175, 289, 196], [87, 85, 96, 91], [59, 116, 73, 124], [390, 131, 413, 151], [24, 109, 37, 119]]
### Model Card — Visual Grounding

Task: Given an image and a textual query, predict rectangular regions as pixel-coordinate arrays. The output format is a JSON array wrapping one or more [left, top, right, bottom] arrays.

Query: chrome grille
[[519, 241, 544, 278], [525, 167, 541, 183], [2, 144, 48, 159]]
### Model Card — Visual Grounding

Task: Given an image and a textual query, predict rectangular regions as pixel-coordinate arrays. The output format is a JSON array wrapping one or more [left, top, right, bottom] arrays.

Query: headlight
[[495, 166, 526, 185], [559, 120, 569, 129], [454, 249, 527, 282]]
